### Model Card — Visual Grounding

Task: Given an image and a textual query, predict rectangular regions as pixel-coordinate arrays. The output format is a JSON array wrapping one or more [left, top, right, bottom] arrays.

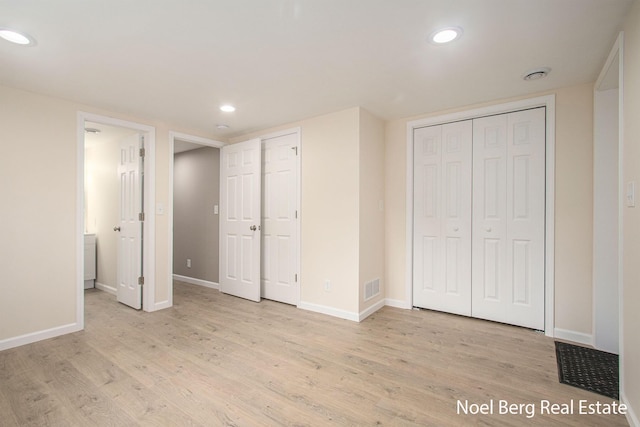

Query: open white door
[[261, 132, 299, 305], [116, 133, 143, 309], [220, 139, 261, 302]]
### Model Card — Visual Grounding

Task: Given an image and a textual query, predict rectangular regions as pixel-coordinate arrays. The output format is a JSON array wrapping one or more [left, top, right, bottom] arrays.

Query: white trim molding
[[553, 328, 593, 347], [621, 391, 640, 427], [298, 301, 359, 322], [95, 282, 116, 295], [359, 299, 386, 321], [0, 323, 82, 352], [385, 298, 412, 309], [77, 112, 157, 322], [173, 274, 220, 290], [405, 94, 556, 336], [168, 131, 226, 310]]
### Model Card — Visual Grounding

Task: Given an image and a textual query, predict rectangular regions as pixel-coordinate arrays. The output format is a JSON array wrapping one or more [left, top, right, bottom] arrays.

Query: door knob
[[486, 227, 492, 232], [113, 226, 121, 232], [453, 227, 459, 232], [250, 225, 257, 231]]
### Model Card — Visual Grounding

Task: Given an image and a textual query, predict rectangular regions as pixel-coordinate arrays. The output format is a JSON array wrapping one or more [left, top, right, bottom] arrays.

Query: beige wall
[[86, 137, 121, 289], [358, 108, 386, 312], [384, 83, 595, 336], [0, 85, 78, 340], [231, 107, 387, 317], [173, 147, 220, 282], [0, 83, 213, 344], [232, 108, 362, 314], [622, 0, 640, 419]]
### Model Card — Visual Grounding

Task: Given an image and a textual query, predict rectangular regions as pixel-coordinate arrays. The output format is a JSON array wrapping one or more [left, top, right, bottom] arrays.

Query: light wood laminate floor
[[0, 282, 628, 426]]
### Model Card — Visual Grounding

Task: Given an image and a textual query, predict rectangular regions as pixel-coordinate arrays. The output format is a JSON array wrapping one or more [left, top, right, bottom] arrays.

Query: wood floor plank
[[0, 283, 629, 426]]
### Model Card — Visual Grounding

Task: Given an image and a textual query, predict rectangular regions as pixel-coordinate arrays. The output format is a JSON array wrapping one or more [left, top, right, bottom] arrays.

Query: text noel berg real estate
[[457, 399, 627, 419]]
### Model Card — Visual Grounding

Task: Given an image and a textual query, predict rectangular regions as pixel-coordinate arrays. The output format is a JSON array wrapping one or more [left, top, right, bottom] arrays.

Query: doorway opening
[[77, 112, 156, 327], [593, 32, 623, 354], [168, 132, 225, 305]]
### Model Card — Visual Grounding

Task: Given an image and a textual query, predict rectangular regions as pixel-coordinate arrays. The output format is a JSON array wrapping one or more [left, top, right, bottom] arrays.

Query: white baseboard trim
[[0, 322, 82, 352], [553, 328, 593, 346], [298, 301, 359, 322], [152, 299, 172, 311], [385, 298, 411, 309], [173, 274, 219, 290], [359, 299, 386, 321], [95, 281, 116, 295], [622, 391, 640, 427]]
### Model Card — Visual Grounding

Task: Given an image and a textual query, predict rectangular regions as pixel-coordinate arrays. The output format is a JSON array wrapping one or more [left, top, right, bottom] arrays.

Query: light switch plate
[[627, 181, 635, 207]]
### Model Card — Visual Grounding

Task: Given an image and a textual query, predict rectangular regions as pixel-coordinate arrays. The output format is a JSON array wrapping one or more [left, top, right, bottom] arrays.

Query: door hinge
[[139, 212, 145, 221], [295, 210, 298, 219], [139, 147, 146, 158], [291, 146, 298, 155], [295, 274, 298, 282], [138, 276, 145, 285]]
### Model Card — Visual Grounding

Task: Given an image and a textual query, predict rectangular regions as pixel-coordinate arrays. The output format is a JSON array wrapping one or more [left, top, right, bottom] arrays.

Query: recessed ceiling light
[[84, 127, 101, 134], [523, 67, 551, 81], [220, 105, 236, 113], [430, 26, 463, 44], [0, 28, 36, 46], [216, 124, 230, 130]]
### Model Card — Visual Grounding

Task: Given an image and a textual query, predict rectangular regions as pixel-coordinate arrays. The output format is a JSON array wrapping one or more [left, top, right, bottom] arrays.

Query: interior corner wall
[[358, 108, 386, 314], [0, 83, 215, 348], [622, 1, 640, 423], [0, 85, 79, 341], [384, 83, 595, 336], [230, 107, 362, 315], [173, 147, 220, 283]]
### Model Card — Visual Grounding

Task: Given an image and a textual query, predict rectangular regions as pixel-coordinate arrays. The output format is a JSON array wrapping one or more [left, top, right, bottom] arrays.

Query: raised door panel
[[261, 133, 299, 305], [219, 139, 261, 302], [505, 108, 545, 329], [472, 114, 508, 323], [116, 134, 142, 309], [413, 121, 472, 315], [472, 108, 545, 329]]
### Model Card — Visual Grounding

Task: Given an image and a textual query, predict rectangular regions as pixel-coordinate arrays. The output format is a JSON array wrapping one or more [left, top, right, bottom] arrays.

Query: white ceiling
[[0, 0, 633, 139]]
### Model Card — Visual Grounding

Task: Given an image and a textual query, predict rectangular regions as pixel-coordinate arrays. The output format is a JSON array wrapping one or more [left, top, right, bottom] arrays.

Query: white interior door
[[219, 139, 261, 302], [472, 108, 545, 329], [413, 120, 472, 316], [261, 133, 299, 305], [117, 133, 143, 309]]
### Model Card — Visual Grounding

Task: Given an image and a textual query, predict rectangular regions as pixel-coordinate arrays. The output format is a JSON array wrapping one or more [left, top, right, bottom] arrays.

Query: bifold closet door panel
[[413, 120, 472, 316], [471, 108, 545, 330]]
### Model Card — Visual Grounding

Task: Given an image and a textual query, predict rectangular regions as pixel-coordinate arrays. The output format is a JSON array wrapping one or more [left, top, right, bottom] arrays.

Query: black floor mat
[[555, 341, 619, 400]]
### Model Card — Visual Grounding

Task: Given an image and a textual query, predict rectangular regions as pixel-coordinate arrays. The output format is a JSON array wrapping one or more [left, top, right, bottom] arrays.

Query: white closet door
[[413, 120, 472, 316], [472, 108, 545, 329], [219, 139, 262, 302], [261, 132, 299, 305]]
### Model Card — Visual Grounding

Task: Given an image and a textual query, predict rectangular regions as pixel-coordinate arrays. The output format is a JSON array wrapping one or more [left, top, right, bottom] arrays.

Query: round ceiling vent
[[523, 67, 551, 81]]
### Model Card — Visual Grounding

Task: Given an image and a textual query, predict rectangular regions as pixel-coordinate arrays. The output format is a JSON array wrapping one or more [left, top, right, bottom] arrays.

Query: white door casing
[[261, 132, 300, 305], [220, 139, 262, 302], [117, 133, 143, 309], [413, 121, 472, 316], [471, 108, 546, 330]]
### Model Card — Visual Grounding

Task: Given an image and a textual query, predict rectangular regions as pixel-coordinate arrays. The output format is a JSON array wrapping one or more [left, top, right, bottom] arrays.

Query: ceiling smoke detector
[[523, 67, 551, 81]]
